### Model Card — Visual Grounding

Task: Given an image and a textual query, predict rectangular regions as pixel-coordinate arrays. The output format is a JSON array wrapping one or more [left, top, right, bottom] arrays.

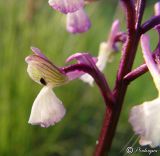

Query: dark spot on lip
[[40, 78, 47, 85]]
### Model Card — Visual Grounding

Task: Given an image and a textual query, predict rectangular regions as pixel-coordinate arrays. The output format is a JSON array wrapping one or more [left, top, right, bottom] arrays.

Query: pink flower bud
[[66, 9, 91, 34]]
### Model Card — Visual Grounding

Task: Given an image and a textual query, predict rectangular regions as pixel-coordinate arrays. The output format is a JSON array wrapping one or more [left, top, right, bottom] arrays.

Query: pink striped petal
[[48, 0, 84, 14]]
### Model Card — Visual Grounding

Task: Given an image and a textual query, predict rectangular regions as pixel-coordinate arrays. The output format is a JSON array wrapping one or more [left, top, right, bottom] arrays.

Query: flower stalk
[[124, 64, 148, 83], [94, 0, 146, 155]]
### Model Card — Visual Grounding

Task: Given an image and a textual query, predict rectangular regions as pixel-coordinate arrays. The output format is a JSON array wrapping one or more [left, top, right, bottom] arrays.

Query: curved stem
[[124, 64, 147, 82], [141, 15, 160, 34]]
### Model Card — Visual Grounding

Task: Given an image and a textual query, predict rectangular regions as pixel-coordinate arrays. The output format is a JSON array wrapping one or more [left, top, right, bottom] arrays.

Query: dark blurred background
[[0, 0, 159, 155]]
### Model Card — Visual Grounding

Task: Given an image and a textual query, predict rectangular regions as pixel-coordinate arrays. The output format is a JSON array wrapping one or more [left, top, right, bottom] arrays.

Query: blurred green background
[[0, 0, 159, 155]]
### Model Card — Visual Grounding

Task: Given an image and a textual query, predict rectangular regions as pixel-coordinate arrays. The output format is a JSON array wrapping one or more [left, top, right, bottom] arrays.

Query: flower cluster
[[25, 18, 122, 128], [48, 0, 91, 34]]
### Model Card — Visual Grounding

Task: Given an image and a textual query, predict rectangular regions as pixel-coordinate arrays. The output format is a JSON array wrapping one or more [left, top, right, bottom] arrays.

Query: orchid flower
[[129, 34, 160, 147], [80, 20, 121, 86], [25, 47, 69, 127], [25, 47, 97, 127], [48, 0, 91, 34]]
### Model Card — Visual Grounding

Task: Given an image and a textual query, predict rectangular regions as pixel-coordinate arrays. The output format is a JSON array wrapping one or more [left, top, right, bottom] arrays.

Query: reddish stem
[[64, 0, 160, 155], [94, 1, 146, 156]]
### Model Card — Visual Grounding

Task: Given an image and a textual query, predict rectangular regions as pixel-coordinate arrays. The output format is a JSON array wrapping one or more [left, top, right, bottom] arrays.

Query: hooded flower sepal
[[28, 86, 66, 128], [129, 98, 160, 147], [48, 0, 84, 14], [25, 47, 68, 88]]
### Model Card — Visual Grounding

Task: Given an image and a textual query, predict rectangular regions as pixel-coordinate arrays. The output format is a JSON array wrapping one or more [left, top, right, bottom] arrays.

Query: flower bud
[[66, 9, 91, 34]]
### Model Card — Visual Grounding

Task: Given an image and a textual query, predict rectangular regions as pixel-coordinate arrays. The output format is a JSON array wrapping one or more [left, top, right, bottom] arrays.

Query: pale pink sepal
[[28, 86, 66, 128], [129, 98, 160, 147], [48, 0, 84, 14]]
